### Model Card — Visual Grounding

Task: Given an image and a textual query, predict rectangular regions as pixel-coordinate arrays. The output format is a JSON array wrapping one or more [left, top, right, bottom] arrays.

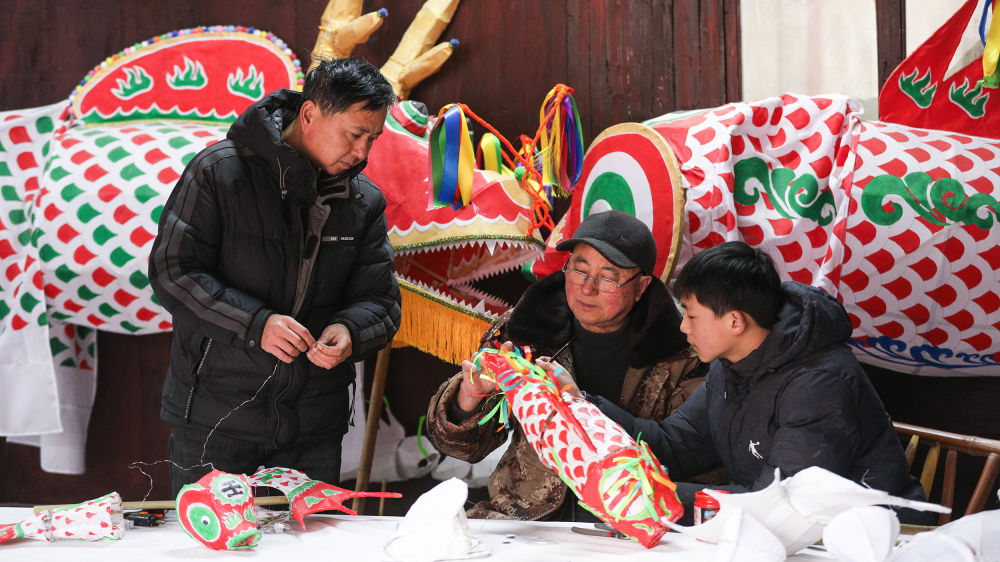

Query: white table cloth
[[0, 507, 834, 561]]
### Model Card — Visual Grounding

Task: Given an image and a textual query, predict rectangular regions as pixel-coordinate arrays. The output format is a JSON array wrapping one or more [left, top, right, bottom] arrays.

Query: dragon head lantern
[[366, 99, 549, 364], [176, 470, 262, 551]]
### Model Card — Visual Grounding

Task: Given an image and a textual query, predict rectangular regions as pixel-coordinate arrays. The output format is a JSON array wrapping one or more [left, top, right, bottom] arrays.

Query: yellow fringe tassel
[[392, 281, 493, 365]]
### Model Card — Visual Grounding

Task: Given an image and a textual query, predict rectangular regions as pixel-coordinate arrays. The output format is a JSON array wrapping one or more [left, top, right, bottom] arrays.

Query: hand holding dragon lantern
[[471, 347, 682, 548]]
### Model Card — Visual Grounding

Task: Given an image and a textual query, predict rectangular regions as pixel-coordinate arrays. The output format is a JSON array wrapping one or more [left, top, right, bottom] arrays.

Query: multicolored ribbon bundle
[[428, 84, 584, 233], [539, 85, 585, 196], [430, 103, 475, 209]]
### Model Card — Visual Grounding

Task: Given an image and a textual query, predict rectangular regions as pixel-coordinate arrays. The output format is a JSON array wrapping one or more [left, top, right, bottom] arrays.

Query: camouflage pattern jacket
[[426, 272, 705, 520]]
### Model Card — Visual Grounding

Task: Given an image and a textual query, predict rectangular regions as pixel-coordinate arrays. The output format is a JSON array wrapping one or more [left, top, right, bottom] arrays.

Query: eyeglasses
[[561, 260, 641, 293]]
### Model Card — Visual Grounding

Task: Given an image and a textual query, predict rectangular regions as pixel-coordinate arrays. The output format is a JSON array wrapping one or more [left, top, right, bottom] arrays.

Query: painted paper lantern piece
[[0, 511, 51, 544], [176, 470, 261, 551], [247, 466, 402, 529], [472, 347, 682, 548], [3, 25, 304, 338], [0, 491, 125, 544], [71, 27, 302, 126], [582, 89, 1000, 377], [373, 95, 546, 364]]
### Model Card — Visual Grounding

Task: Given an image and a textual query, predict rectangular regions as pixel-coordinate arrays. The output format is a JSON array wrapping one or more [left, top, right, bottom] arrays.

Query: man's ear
[[634, 275, 653, 302], [729, 310, 748, 335], [299, 100, 317, 131]]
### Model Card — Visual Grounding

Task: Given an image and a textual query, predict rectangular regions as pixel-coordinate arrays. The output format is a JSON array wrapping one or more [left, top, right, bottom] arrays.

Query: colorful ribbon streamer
[[427, 85, 580, 232], [539, 85, 585, 196], [476, 132, 509, 174], [982, 0, 1000, 87], [430, 104, 475, 209]]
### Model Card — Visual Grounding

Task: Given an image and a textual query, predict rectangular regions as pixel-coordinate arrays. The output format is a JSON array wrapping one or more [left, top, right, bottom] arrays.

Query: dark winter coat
[[150, 89, 401, 447], [426, 272, 705, 520], [595, 282, 925, 503]]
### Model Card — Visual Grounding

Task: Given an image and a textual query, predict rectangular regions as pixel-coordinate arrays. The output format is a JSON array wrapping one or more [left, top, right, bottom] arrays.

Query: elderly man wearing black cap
[[426, 210, 707, 521]]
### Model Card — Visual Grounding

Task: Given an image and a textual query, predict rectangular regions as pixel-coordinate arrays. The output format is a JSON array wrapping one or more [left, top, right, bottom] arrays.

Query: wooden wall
[[0, 0, 741, 507], [0, 0, 740, 144]]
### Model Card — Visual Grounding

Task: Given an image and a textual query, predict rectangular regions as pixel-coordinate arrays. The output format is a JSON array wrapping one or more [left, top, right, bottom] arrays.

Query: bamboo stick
[[351, 346, 392, 514], [33, 494, 290, 514]]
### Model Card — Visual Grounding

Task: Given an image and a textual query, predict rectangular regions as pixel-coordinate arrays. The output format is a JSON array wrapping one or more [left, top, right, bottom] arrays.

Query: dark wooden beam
[[876, 0, 907, 91], [723, 0, 741, 102]]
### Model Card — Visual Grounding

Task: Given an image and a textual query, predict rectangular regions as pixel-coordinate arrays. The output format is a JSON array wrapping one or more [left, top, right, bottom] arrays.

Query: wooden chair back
[[894, 421, 1000, 525]]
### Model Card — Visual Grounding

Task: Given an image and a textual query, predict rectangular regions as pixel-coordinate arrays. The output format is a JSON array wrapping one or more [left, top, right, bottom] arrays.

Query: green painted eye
[[185, 503, 221, 542]]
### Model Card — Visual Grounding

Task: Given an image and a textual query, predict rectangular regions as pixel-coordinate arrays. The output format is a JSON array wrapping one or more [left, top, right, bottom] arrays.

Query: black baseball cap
[[556, 210, 657, 274]]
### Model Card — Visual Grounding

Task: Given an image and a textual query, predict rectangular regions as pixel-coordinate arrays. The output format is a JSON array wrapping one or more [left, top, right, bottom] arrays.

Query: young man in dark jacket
[[149, 59, 401, 494], [580, 241, 929, 524]]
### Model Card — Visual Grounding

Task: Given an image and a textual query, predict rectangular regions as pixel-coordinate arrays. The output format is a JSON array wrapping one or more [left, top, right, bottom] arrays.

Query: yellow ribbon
[[984, 3, 1000, 87]]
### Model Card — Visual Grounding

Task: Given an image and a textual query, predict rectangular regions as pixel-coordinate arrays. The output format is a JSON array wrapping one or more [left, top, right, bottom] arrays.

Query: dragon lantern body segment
[[0, 492, 125, 544], [531, 92, 1000, 376], [176, 470, 261, 551], [527, 0, 1000, 376], [657, 94, 1000, 375], [247, 466, 401, 528], [473, 349, 682, 548]]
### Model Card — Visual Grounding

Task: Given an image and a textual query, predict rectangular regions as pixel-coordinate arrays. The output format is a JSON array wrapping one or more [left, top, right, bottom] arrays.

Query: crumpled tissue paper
[[383, 477, 489, 562]]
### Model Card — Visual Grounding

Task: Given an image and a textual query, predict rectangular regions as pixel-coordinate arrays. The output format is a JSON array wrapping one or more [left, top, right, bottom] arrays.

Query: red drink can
[[693, 490, 728, 524]]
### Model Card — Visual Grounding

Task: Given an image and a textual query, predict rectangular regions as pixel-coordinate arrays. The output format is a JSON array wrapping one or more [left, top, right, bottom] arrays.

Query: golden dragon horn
[[380, 0, 461, 99], [310, 0, 387, 71]]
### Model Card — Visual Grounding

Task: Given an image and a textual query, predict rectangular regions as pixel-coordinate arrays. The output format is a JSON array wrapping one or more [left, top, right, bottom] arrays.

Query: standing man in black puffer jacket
[[566, 241, 930, 524], [149, 58, 401, 494]]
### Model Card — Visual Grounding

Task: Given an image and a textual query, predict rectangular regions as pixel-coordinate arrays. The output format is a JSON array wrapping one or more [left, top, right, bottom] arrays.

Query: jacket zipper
[[726, 376, 744, 476], [268, 193, 316, 447], [290, 194, 334, 317], [184, 339, 214, 422]]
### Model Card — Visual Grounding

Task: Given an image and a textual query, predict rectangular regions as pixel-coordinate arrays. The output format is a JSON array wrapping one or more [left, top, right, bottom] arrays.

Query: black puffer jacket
[[150, 89, 400, 447], [596, 282, 924, 503]]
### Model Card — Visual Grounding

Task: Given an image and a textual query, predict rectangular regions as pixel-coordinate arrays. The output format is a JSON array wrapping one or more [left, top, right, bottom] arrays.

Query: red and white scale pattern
[[0, 491, 124, 543], [1, 105, 223, 460], [508, 380, 671, 527], [843, 121, 1000, 372], [512, 385, 633, 490], [654, 93, 1000, 375], [654, 94, 855, 292]]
